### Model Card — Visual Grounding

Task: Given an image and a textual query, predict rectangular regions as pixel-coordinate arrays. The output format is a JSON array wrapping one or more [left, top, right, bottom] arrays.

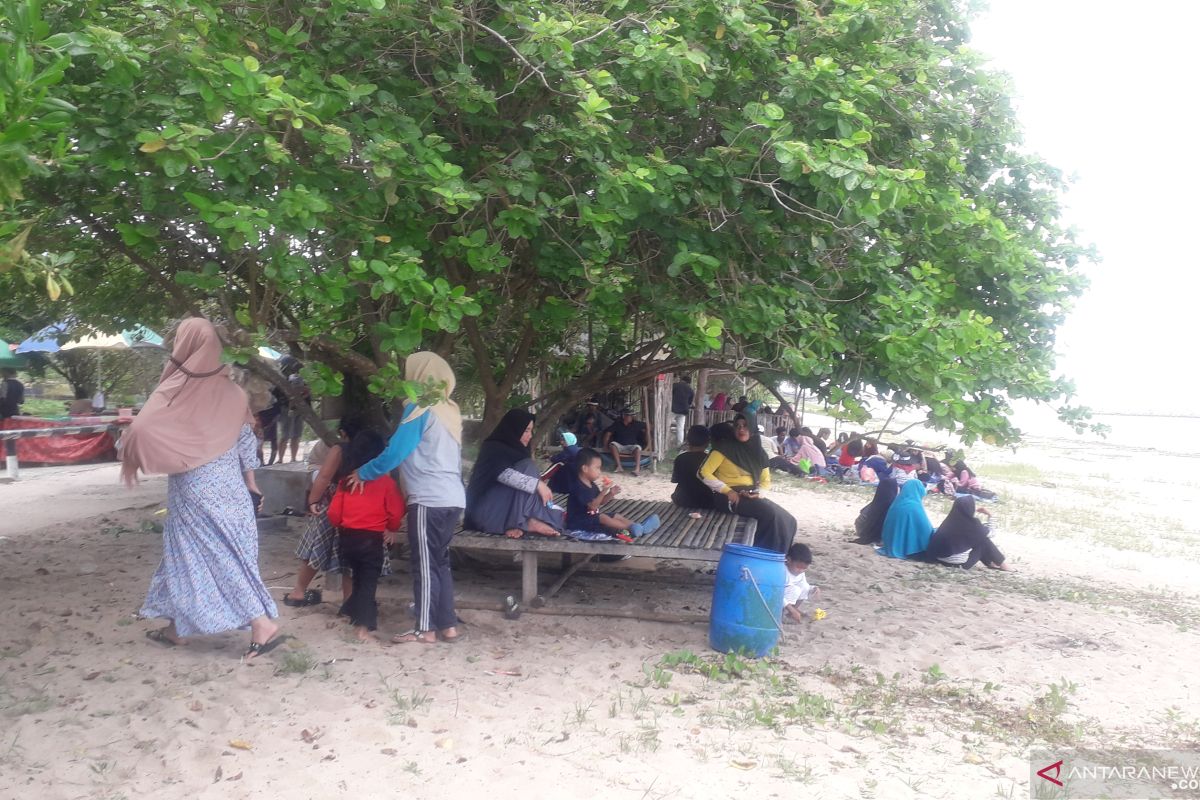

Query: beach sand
[[1, 434, 1197, 800]]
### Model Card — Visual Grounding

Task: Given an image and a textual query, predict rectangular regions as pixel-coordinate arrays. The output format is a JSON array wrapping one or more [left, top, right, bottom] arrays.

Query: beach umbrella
[[59, 325, 163, 351], [14, 322, 70, 354], [0, 340, 28, 369]]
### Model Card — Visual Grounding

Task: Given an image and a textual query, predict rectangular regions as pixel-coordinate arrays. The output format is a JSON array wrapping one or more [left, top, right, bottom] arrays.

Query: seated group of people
[[851, 462, 1011, 572], [761, 425, 836, 478], [806, 430, 998, 501], [462, 409, 798, 554], [463, 410, 662, 544], [572, 402, 651, 477]]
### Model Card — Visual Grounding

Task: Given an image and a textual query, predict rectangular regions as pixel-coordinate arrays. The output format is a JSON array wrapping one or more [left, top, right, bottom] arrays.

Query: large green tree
[[1, 0, 1092, 443]]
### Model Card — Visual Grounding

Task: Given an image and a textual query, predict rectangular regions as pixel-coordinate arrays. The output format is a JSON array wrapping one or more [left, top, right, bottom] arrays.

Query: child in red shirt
[[327, 430, 405, 642]]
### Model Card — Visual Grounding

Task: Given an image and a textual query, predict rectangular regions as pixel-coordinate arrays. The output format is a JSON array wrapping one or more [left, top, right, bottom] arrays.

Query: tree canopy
[[0, 0, 1093, 442]]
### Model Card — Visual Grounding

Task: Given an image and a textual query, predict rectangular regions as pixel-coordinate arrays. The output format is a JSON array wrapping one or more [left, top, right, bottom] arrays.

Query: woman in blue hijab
[[878, 479, 934, 558]]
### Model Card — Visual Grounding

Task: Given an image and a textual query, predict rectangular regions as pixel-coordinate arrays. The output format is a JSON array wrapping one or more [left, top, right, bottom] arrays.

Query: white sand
[[1, 440, 1198, 800]]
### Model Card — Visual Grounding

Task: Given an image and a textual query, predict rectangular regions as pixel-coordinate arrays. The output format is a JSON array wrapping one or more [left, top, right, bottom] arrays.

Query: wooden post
[[651, 375, 669, 468], [4, 439, 18, 481], [694, 368, 709, 426]]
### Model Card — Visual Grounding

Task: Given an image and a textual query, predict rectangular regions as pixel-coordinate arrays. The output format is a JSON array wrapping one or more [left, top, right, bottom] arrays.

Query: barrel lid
[[721, 543, 785, 561]]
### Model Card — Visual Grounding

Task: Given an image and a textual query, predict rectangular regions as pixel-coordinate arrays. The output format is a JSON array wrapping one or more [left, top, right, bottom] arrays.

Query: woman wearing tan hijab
[[348, 352, 464, 644], [123, 318, 284, 659]]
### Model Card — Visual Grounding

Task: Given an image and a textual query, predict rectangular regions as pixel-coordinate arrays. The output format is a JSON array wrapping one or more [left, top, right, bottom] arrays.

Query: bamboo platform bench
[[452, 497, 757, 605]]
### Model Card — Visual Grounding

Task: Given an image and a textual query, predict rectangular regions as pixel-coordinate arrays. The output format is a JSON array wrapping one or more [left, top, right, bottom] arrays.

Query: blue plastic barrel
[[709, 543, 787, 657]]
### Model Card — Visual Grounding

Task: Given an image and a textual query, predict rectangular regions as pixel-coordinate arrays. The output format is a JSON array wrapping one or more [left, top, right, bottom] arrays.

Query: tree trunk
[[340, 371, 388, 431], [695, 368, 709, 427], [478, 385, 508, 443]]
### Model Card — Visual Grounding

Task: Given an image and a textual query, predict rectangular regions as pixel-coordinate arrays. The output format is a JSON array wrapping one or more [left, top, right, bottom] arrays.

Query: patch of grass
[[19, 399, 68, 417], [383, 679, 432, 726], [1004, 573, 1200, 631], [634, 722, 661, 753], [645, 666, 672, 689], [776, 755, 815, 783], [658, 649, 769, 683], [0, 681, 54, 718], [974, 462, 1048, 485], [275, 649, 317, 676], [0, 641, 32, 659], [686, 655, 1097, 747], [1159, 706, 1200, 746]]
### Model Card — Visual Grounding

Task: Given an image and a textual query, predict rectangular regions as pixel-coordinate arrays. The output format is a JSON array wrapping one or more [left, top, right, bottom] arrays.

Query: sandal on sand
[[283, 589, 322, 608], [438, 630, 465, 643], [243, 634, 292, 660], [145, 629, 179, 647], [392, 631, 436, 645]]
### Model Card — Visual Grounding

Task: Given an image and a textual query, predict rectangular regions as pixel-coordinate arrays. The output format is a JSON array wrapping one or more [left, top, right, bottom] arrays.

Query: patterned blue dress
[[140, 425, 279, 637]]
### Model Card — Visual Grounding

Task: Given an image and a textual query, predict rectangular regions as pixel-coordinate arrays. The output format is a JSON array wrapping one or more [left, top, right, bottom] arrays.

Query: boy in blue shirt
[[566, 449, 660, 540]]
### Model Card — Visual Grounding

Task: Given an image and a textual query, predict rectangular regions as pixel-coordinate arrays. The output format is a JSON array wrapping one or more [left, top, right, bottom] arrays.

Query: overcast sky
[[970, 0, 1199, 416]]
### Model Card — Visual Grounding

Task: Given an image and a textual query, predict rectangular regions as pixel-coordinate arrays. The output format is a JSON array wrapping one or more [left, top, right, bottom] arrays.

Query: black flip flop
[[243, 633, 292, 660], [145, 629, 178, 647], [283, 589, 322, 607]]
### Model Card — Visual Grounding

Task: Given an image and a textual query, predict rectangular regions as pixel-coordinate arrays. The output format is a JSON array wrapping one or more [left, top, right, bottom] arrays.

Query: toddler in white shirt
[[783, 542, 821, 623]]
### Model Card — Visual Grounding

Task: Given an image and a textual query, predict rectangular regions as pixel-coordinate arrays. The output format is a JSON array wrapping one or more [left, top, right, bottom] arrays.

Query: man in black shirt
[[603, 407, 649, 476], [671, 425, 715, 508], [731, 395, 749, 412], [670, 376, 694, 447], [0, 368, 24, 419]]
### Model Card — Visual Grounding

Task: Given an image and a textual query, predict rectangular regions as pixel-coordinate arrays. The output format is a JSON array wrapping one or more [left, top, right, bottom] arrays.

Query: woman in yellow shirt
[[700, 416, 798, 553]]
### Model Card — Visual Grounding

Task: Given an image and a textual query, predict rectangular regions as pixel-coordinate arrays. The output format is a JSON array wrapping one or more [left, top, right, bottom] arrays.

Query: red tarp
[[1, 416, 120, 464]]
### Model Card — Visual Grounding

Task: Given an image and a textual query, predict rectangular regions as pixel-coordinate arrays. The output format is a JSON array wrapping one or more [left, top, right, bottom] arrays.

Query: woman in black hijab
[[851, 476, 899, 545], [465, 409, 563, 539], [927, 495, 1010, 570], [699, 416, 798, 553]]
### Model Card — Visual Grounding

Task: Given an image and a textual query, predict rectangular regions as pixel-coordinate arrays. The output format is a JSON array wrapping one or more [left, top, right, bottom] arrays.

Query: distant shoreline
[[1092, 412, 1200, 419]]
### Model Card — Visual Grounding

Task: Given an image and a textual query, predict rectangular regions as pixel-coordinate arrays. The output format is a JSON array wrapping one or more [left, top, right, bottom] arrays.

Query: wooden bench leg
[[545, 553, 595, 600], [521, 551, 539, 605]]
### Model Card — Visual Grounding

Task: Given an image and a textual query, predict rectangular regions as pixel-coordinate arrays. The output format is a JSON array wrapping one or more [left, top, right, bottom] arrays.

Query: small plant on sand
[[382, 678, 433, 726], [0, 682, 54, 718], [776, 755, 815, 783], [635, 721, 661, 752], [1160, 706, 1200, 745], [922, 664, 947, 684], [275, 649, 316, 676], [658, 649, 766, 683]]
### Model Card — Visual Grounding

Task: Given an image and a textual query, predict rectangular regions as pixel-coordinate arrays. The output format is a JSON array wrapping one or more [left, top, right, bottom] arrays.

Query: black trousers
[[933, 531, 1005, 570], [720, 494, 798, 553], [769, 456, 806, 476], [409, 505, 462, 632], [338, 529, 385, 630], [961, 536, 1005, 569]]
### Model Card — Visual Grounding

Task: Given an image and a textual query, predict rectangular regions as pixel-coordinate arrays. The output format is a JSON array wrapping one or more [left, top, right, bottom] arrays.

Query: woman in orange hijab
[[123, 318, 284, 659]]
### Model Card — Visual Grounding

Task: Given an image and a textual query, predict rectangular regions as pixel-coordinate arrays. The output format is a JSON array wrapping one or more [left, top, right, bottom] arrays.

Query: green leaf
[[161, 154, 188, 178]]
